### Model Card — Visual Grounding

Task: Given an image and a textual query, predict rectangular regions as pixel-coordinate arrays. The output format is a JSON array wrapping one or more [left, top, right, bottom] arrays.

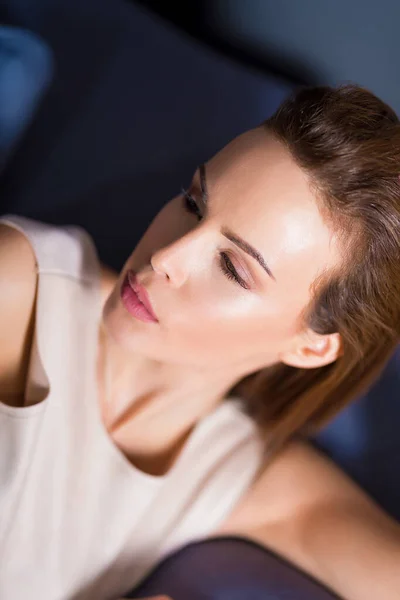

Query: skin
[[1, 128, 399, 600]]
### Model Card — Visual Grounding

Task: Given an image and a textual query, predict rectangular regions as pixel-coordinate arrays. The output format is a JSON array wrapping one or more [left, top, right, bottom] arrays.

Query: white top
[[0, 215, 263, 600]]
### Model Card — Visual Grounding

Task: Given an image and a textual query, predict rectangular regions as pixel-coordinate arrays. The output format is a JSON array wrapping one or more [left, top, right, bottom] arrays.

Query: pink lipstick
[[120, 269, 158, 323]]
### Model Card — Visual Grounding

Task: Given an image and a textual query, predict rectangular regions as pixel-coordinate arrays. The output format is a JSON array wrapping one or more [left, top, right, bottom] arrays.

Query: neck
[[97, 323, 249, 461]]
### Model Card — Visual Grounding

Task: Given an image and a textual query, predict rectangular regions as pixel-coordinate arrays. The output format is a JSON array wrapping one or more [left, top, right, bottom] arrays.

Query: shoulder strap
[[0, 214, 98, 282]]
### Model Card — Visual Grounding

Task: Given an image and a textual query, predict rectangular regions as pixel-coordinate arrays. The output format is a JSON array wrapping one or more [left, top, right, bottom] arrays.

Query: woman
[[1, 85, 400, 600]]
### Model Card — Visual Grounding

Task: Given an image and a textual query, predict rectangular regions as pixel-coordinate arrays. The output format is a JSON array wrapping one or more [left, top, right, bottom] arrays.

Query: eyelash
[[181, 188, 249, 290], [182, 188, 202, 220]]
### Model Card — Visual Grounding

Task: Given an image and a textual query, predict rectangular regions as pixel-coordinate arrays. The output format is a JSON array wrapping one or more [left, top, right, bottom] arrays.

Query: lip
[[120, 269, 159, 323]]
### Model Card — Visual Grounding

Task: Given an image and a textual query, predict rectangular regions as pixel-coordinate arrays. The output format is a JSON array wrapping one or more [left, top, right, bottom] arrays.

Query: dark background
[[137, 0, 400, 114]]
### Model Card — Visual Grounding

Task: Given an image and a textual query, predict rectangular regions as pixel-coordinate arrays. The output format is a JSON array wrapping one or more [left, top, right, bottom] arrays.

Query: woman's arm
[[220, 440, 400, 600], [0, 223, 37, 406]]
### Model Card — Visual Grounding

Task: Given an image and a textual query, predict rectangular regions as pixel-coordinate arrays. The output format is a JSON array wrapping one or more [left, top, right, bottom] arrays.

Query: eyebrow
[[199, 163, 209, 203], [198, 163, 276, 281]]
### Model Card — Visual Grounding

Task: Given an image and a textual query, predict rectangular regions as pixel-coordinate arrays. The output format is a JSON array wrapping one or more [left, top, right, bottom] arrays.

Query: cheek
[[165, 284, 302, 359]]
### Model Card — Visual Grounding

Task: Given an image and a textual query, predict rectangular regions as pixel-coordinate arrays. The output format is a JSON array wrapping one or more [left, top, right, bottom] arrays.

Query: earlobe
[[279, 331, 342, 369]]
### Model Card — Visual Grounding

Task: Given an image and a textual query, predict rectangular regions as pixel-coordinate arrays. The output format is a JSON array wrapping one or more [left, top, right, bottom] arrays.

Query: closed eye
[[219, 252, 249, 289], [182, 188, 203, 221], [182, 188, 248, 289]]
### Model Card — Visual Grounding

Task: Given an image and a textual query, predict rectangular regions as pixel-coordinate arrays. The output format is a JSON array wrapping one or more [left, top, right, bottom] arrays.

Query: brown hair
[[233, 84, 400, 451]]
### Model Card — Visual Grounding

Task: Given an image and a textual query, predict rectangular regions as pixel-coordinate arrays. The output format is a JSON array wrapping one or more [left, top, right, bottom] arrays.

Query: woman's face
[[103, 128, 340, 371]]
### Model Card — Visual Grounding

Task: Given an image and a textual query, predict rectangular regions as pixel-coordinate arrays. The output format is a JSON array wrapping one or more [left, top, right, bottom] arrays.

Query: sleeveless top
[[0, 215, 264, 600]]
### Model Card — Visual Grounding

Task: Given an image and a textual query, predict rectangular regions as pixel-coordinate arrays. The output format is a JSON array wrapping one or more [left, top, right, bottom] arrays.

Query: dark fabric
[[128, 537, 340, 600]]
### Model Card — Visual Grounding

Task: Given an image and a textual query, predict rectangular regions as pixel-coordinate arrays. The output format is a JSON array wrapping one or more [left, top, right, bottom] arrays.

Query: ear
[[279, 328, 342, 369]]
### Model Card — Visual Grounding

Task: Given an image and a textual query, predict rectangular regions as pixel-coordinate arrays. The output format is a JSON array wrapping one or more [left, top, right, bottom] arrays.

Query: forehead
[[205, 128, 340, 310]]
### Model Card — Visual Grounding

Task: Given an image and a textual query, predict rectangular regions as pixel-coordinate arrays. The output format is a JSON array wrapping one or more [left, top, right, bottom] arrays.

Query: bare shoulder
[[222, 438, 399, 534], [221, 439, 400, 599], [221, 440, 360, 531], [0, 224, 38, 405]]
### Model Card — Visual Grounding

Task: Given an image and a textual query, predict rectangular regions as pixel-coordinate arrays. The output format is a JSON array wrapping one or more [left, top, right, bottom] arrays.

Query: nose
[[150, 227, 209, 288]]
